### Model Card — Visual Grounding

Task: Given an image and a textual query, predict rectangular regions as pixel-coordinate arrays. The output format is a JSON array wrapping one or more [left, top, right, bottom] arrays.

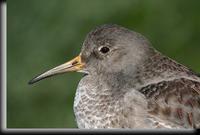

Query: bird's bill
[[28, 55, 84, 84]]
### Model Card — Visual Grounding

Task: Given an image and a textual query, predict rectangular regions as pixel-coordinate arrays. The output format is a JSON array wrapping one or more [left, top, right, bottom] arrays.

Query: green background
[[8, 0, 200, 128]]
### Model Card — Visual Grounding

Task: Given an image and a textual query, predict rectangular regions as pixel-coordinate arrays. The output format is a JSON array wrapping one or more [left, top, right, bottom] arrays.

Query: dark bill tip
[[28, 75, 45, 85], [28, 72, 58, 85], [28, 55, 84, 85], [28, 77, 42, 85], [28, 79, 35, 85]]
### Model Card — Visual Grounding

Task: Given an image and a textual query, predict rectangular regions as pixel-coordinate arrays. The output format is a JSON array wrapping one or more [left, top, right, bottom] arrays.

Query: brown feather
[[139, 78, 200, 128]]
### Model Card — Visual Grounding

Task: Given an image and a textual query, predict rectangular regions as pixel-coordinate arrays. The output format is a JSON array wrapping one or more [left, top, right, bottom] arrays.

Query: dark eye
[[99, 46, 110, 54]]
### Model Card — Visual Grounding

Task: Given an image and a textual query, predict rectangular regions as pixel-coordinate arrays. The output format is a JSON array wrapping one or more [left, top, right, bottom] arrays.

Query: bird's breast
[[73, 75, 126, 128], [73, 75, 150, 128]]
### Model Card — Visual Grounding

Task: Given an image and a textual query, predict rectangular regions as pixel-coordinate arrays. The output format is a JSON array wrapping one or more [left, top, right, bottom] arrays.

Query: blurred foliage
[[8, 0, 200, 128]]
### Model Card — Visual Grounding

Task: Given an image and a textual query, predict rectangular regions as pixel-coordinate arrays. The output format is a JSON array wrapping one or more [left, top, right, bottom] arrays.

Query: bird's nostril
[[72, 61, 78, 66]]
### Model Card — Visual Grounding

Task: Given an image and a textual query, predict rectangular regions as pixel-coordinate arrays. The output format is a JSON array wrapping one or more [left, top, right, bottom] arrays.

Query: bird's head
[[29, 24, 153, 84]]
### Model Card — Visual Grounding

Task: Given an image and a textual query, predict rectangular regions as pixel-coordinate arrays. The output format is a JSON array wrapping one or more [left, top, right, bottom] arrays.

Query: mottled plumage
[[74, 24, 200, 129], [29, 24, 200, 129]]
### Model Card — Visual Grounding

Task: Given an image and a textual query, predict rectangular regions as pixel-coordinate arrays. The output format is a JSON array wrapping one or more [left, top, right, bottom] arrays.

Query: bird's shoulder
[[138, 77, 200, 128]]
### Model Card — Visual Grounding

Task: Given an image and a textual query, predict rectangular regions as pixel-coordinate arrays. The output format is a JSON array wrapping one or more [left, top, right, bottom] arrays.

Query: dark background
[[8, 0, 200, 128]]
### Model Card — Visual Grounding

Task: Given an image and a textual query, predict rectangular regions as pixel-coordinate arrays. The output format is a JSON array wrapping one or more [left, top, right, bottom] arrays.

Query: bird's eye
[[99, 46, 110, 54]]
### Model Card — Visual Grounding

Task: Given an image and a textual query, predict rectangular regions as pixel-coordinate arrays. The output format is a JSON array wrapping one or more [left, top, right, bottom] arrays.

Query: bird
[[29, 24, 200, 129]]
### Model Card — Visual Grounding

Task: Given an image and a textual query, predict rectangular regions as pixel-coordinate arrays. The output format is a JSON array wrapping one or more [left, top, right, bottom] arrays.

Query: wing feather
[[139, 78, 200, 128]]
